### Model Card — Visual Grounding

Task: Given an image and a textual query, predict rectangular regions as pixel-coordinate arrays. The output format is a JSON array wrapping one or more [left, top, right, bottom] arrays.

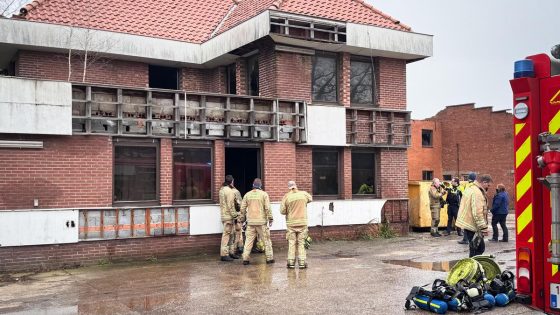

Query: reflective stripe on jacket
[[280, 189, 312, 227], [456, 181, 488, 233]]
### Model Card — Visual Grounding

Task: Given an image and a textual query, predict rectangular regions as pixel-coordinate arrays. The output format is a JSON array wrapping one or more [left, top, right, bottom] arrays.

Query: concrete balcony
[[0, 76, 72, 135]]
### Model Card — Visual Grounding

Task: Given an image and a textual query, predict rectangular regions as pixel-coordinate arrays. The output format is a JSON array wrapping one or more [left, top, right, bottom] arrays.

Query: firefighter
[[280, 180, 312, 269], [239, 178, 274, 265], [428, 178, 446, 237], [219, 175, 239, 262], [456, 174, 492, 257], [444, 178, 462, 236], [231, 186, 244, 254], [458, 172, 477, 244]]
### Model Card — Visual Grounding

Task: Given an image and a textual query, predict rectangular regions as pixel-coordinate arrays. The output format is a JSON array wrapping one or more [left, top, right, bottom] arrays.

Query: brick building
[[408, 104, 514, 205], [0, 0, 432, 271]]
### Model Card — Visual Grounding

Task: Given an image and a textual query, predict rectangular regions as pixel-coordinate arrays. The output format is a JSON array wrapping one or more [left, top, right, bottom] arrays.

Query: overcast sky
[[370, 0, 559, 119]]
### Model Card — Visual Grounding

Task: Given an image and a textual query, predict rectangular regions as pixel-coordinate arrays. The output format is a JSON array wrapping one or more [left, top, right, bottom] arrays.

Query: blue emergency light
[[514, 59, 535, 78]]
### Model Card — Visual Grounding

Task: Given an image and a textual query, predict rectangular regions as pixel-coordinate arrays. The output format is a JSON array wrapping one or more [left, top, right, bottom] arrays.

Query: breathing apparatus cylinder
[[495, 289, 516, 306], [483, 293, 496, 307], [446, 297, 460, 311], [413, 295, 448, 314]]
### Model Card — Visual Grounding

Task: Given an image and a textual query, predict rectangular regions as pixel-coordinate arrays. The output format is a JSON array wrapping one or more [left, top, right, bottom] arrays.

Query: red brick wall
[[295, 146, 312, 193], [432, 105, 514, 205], [339, 52, 351, 107], [258, 44, 277, 98], [181, 67, 226, 93], [235, 59, 247, 95], [408, 120, 443, 181], [263, 142, 296, 201], [160, 139, 173, 205], [377, 58, 406, 110], [0, 135, 112, 210], [16, 50, 148, 87], [213, 140, 225, 202], [275, 51, 312, 102], [341, 147, 352, 199], [379, 149, 408, 199], [0, 223, 406, 273]]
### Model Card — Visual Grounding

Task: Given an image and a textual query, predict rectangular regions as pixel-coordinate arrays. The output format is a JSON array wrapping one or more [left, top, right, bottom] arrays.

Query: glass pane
[[312, 151, 338, 195], [352, 152, 375, 194], [351, 61, 373, 104], [247, 55, 259, 96], [422, 130, 433, 147], [114, 146, 157, 202], [227, 64, 236, 95], [312, 55, 337, 102], [173, 148, 212, 200]]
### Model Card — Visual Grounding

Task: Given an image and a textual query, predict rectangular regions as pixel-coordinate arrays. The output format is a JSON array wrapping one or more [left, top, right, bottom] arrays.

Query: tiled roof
[[20, 0, 410, 43]]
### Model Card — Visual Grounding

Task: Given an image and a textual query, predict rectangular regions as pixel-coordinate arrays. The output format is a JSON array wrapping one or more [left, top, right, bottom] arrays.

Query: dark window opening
[[173, 147, 212, 201], [351, 60, 374, 105], [225, 147, 261, 196], [422, 170, 434, 181], [226, 64, 237, 95], [149, 65, 178, 90], [313, 149, 339, 195], [422, 129, 433, 147], [247, 55, 259, 96], [352, 152, 375, 195], [114, 144, 158, 203], [312, 53, 337, 102], [443, 174, 453, 181]]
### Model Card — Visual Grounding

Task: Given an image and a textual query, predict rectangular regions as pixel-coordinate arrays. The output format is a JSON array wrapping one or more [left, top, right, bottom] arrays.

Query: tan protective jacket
[[219, 186, 238, 222], [280, 189, 312, 227], [456, 181, 488, 233], [428, 185, 444, 208], [240, 189, 272, 226]]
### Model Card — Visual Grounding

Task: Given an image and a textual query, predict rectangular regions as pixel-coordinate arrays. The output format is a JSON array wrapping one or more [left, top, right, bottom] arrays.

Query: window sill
[[312, 195, 342, 200], [112, 200, 160, 208], [310, 102, 342, 107], [351, 194, 378, 199], [173, 199, 216, 206]]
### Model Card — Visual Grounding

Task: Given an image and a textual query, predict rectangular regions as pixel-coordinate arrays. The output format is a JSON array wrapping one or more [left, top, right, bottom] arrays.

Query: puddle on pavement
[[382, 259, 459, 272]]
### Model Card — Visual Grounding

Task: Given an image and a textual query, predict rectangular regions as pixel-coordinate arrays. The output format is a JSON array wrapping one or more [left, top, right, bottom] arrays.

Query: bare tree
[[0, 0, 27, 17]]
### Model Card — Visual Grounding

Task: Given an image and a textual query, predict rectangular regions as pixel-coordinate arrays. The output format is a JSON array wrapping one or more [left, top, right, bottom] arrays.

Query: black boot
[[221, 256, 234, 262], [229, 253, 240, 259]]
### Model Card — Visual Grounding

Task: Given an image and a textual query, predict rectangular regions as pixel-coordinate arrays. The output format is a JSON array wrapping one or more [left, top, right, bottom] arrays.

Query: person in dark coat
[[489, 184, 509, 242], [444, 178, 462, 236]]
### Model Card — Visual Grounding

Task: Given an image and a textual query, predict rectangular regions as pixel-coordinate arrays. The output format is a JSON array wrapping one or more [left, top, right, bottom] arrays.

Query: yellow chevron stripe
[[554, 264, 558, 277], [517, 203, 533, 235], [529, 237, 533, 243], [516, 136, 531, 168], [517, 170, 532, 201], [515, 123, 526, 135], [550, 110, 560, 134]]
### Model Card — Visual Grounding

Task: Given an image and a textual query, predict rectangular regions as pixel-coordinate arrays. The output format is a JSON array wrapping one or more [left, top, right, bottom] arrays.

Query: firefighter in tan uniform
[[231, 186, 244, 254], [239, 178, 274, 265], [280, 180, 312, 269], [428, 178, 446, 237], [219, 175, 239, 262]]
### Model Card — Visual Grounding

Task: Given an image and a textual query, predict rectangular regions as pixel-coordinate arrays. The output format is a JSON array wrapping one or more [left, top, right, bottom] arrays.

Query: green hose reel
[[446, 255, 502, 285]]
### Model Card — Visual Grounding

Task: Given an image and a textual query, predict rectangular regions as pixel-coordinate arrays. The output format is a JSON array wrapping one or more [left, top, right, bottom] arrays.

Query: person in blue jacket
[[489, 184, 509, 242]]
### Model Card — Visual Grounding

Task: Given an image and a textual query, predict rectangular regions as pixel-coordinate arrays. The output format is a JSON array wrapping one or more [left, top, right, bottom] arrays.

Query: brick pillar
[[236, 59, 247, 95], [379, 149, 408, 199], [340, 52, 351, 107], [377, 58, 407, 110], [295, 146, 312, 194], [160, 138, 173, 205], [263, 142, 296, 201], [213, 140, 225, 202], [341, 147, 352, 199]]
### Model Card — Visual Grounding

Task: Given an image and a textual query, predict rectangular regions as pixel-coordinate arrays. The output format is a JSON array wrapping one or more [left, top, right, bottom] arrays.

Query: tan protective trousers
[[287, 225, 308, 263], [242, 225, 273, 261], [430, 206, 440, 234], [220, 221, 235, 257], [233, 221, 244, 250]]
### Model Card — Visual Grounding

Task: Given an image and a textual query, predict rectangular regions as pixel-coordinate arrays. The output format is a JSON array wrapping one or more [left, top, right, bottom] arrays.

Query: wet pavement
[[0, 216, 544, 314]]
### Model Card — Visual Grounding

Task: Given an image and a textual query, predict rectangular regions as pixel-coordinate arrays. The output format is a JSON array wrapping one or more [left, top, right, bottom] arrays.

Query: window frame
[[421, 129, 433, 148], [351, 149, 378, 198], [112, 138, 160, 207], [350, 57, 376, 106], [312, 52, 339, 104], [172, 141, 214, 205], [422, 170, 434, 181], [312, 148, 341, 198]]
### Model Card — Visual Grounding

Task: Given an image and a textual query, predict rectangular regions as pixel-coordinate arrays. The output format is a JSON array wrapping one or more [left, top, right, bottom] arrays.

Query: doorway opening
[[225, 147, 261, 196]]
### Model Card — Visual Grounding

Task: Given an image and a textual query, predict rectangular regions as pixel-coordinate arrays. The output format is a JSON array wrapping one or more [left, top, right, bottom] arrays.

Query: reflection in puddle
[[382, 259, 459, 272]]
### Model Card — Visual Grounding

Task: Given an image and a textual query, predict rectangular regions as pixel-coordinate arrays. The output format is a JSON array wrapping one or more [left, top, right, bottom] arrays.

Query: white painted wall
[[305, 105, 347, 146], [0, 77, 72, 135], [0, 210, 79, 247], [189, 199, 385, 235]]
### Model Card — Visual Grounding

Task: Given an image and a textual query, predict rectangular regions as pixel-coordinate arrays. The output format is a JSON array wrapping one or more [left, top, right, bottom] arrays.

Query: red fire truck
[[510, 44, 560, 313]]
